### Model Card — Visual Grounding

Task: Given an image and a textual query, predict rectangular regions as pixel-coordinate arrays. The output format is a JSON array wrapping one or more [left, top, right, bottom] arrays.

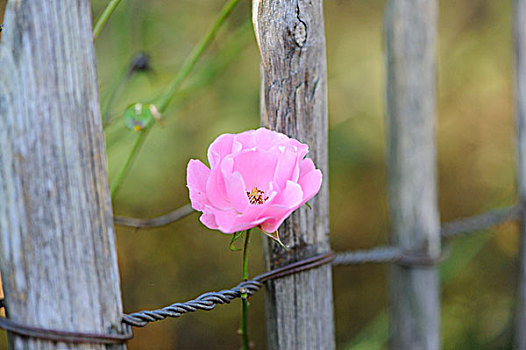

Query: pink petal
[[299, 169, 322, 202], [187, 159, 210, 189], [205, 167, 231, 210], [226, 184, 280, 232], [213, 207, 242, 233], [232, 217, 268, 232], [289, 139, 309, 155], [299, 157, 315, 176], [200, 211, 219, 230], [273, 144, 310, 189], [253, 128, 289, 150], [274, 180, 304, 208], [187, 159, 211, 211], [233, 129, 258, 149], [220, 156, 249, 213], [259, 209, 293, 233], [259, 181, 304, 233], [232, 149, 278, 191], [273, 146, 299, 190], [207, 133, 234, 169], [225, 171, 249, 213]]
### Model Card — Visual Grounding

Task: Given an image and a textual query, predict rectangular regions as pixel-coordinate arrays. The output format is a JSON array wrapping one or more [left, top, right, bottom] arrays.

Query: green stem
[[110, 126, 150, 197], [108, 0, 240, 198], [102, 70, 128, 128], [93, 0, 123, 42], [156, 0, 240, 112], [105, 19, 251, 134], [241, 229, 251, 350], [242, 229, 250, 280]]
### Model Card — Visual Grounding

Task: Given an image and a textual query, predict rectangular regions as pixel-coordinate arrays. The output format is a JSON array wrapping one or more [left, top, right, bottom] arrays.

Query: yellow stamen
[[247, 186, 268, 205]]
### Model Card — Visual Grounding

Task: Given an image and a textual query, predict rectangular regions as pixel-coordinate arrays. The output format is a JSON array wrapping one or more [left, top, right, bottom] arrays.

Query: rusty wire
[[120, 203, 521, 328], [0, 203, 521, 337], [0, 317, 132, 344]]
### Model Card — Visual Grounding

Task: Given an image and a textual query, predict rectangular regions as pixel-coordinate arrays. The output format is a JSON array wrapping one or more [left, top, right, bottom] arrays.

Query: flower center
[[246, 186, 269, 205]]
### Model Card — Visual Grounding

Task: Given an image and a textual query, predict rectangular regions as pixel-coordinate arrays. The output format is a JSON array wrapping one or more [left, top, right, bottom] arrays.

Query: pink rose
[[186, 128, 322, 235]]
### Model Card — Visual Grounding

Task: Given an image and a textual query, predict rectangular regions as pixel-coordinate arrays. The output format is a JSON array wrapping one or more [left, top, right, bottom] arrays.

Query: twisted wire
[[121, 203, 523, 328], [122, 280, 263, 327], [0, 204, 521, 334]]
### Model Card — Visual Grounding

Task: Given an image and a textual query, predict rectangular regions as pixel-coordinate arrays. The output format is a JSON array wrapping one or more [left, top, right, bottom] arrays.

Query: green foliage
[[91, 0, 518, 349], [229, 231, 244, 251]]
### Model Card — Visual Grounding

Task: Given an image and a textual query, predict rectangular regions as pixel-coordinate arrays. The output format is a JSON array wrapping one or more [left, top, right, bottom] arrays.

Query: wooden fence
[[0, 1, 125, 350], [0, 0, 525, 349]]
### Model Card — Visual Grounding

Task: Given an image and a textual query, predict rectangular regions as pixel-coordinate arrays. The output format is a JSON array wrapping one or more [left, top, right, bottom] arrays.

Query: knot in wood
[[293, 21, 307, 47]]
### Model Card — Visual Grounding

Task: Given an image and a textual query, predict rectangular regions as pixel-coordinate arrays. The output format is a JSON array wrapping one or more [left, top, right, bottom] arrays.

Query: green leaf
[[229, 231, 244, 251], [305, 202, 312, 210]]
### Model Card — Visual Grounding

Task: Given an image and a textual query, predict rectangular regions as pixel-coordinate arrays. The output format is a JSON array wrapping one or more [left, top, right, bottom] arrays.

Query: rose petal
[[187, 159, 211, 211], [187, 159, 210, 190], [259, 181, 304, 232], [274, 180, 303, 208], [233, 129, 258, 150], [273, 146, 299, 190], [253, 128, 289, 150], [206, 167, 231, 210], [207, 133, 234, 169], [213, 207, 241, 233], [225, 183, 280, 232], [200, 211, 219, 230], [226, 172, 249, 213], [259, 211, 292, 233], [299, 169, 322, 202], [232, 217, 268, 233], [219, 157, 249, 213], [299, 157, 315, 176], [232, 149, 278, 191]]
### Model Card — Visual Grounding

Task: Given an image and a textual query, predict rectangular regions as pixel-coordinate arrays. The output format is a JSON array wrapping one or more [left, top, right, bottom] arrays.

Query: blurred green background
[[0, 0, 520, 349]]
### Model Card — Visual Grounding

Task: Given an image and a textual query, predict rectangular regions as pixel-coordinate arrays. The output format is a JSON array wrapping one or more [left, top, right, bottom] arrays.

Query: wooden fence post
[[252, 1, 335, 349], [385, 1, 441, 349], [0, 1, 126, 349], [514, 0, 526, 348]]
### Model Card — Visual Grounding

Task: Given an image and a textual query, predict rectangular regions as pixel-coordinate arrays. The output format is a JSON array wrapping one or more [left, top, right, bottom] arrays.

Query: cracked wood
[[0, 1, 126, 349], [252, 0, 335, 349]]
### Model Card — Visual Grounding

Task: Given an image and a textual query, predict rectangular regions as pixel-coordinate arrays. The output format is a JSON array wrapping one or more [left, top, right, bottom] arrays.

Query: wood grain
[[384, 1, 441, 349], [252, 0, 335, 349], [0, 1, 126, 349]]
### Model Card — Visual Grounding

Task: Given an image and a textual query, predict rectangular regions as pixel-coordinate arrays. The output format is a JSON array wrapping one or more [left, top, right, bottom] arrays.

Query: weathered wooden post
[[385, 1, 441, 349], [0, 1, 126, 349], [252, 0, 335, 349], [514, 0, 526, 348]]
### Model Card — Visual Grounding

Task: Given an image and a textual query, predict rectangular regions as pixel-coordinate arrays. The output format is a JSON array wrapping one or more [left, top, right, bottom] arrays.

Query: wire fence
[[0, 0, 523, 346], [0, 202, 518, 343], [0, 5, 511, 350], [119, 203, 522, 327]]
